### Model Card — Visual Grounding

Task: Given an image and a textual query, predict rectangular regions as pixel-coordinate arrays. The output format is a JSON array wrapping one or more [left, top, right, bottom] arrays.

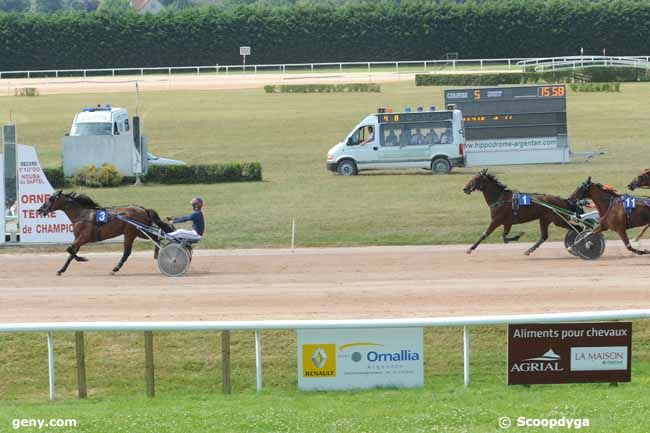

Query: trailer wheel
[[337, 160, 358, 176]]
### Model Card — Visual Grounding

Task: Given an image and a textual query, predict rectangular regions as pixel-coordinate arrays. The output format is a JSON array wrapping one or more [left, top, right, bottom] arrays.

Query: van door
[[344, 124, 379, 170]]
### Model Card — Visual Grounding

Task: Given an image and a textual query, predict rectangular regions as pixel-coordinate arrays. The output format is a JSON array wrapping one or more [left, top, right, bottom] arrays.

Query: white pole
[[463, 326, 470, 387], [255, 329, 262, 391], [291, 218, 295, 251], [47, 332, 55, 400]]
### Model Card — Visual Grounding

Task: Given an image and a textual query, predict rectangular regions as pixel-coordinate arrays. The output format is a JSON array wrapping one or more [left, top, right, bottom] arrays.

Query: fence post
[[75, 331, 87, 399], [47, 332, 55, 401], [222, 331, 231, 394], [463, 326, 470, 387], [144, 331, 155, 397], [255, 329, 262, 392]]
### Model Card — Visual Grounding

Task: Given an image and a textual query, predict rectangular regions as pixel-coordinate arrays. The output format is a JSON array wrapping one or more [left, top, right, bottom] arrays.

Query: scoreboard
[[444, 85, 570, 166]]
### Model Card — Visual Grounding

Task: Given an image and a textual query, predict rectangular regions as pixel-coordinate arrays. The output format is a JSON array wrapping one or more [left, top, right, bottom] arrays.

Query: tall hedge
[[1, 1, 650, 70]]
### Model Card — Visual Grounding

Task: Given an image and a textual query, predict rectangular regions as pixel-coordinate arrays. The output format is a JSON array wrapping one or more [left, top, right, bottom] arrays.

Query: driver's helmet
[[191, 197, 204, 210]]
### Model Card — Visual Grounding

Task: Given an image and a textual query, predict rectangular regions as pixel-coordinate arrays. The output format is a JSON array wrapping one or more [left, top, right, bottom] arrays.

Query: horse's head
[[463, 169, 493, 194], [627, 168, 650, 191], [569, 177, 595, 202], [37, 190, 66, 216]]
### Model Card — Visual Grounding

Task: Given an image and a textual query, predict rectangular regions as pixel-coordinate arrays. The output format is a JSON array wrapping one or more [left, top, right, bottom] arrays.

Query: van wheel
[[431, 158, 452, 174], [337, 160, 358, 176]]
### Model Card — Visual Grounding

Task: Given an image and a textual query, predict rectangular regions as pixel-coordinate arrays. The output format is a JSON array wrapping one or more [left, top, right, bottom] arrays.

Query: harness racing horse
[[570, 177, 650, 255], [627, 168, 650, 241], [463, 170, 580, 255], [37, 191, 174, 275]]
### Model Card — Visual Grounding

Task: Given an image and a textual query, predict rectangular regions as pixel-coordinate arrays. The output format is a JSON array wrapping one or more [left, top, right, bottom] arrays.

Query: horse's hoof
[[56, 271, 62, 276], [524, 250, 532, 256], [466, 248, 473, 255], [76, 256, 89, 262]]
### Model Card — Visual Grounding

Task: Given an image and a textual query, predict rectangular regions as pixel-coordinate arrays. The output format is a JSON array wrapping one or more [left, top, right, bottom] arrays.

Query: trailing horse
[[37, 191, 174, 275], [463, 169, 580, 255], [570, 177, 650, 255], [627, 168, 650, 241]]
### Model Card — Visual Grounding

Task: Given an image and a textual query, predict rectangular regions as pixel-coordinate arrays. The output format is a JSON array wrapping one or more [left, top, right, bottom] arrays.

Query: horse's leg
[[633, 224, 650, 242], [616, 228, 650, 255], [467, 220, 500, 254], [153, 246, 159, 260], [502, 224, 523, 243], [525, 219, 550, 256], [112, 234, 136, 274], [57, 238, 85, 275]]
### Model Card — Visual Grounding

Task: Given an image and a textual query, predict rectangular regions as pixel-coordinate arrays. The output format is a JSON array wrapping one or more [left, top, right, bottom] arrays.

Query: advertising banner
[[17, 144, 74, 243], [0, 152, 4, 244], [465, 137, 559, 153], [297, 327, 423, 391], [508, 322, 632, 385]]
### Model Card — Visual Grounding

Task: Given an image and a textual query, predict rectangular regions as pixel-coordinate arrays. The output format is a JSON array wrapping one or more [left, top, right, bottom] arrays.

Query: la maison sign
[[508, 322, 631, 385]]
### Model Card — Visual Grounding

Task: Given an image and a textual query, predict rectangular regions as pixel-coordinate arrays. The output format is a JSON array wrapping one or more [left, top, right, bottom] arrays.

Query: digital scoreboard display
[[444, 85, 567, 140], [377, 111, 453, 124]]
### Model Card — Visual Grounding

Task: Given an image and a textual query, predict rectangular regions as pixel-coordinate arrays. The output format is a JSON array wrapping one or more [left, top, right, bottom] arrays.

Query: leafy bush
[[144, 162, 262, 184], [265, 83, 381, 93], [73, 163, 123, 187], [14, 87, 39, 96], [416, 67, 650, 87], [569, 82, 621, 93], [7, 1, 650, 70], [43, 166, 65, 188]]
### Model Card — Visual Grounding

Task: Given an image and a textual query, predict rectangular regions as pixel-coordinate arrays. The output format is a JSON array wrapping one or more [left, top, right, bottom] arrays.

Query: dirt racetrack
[[1, 243, 648, 323]]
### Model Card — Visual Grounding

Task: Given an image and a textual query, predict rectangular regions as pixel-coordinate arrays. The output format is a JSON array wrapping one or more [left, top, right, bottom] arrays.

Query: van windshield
[[70, 122, 112, 136]]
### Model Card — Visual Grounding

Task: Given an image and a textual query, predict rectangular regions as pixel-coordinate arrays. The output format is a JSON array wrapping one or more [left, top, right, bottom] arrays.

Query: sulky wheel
[[573, 230, 606, 260], [157, 243, 191, 277], [564, 230, 579, 256]]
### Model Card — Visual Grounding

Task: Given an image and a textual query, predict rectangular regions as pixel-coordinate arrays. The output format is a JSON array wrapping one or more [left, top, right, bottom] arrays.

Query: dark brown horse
[[570, 177, 650, 255], [37, 191, 173, 275], [463, 170, 579, 255], [627, 169, 650, 242]]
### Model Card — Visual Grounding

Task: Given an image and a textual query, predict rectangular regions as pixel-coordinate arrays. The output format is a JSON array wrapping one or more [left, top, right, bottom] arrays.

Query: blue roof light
[[404, 105, 412, 113]]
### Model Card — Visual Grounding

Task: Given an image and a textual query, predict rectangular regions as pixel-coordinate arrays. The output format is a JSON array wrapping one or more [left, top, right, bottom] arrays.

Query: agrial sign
[[297, 327, 424, 391], [508, 322, 632, 385]]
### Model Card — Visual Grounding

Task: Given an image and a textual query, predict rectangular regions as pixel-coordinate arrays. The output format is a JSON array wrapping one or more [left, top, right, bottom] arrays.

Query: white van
[[70, 105, 130, 137], [68, 105, 185, 166], [326, 107, 465, 175]]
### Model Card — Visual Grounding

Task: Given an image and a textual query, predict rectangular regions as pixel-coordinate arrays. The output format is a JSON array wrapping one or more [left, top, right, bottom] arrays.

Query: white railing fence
[[2, 309, 649, 400], [2, 56, 649, 80]]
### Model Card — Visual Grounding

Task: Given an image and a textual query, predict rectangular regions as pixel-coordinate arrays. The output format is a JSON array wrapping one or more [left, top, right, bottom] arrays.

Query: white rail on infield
[[1, 309, 649, 400], [2, 55, 650, 80]]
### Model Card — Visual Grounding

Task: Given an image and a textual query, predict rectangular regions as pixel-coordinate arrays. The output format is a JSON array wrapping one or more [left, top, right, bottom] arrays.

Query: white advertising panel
[[17, 144, 74, 243], [570, 347, 628, 371], [297, 327, 424, 391], [0, 152, 4, 244]]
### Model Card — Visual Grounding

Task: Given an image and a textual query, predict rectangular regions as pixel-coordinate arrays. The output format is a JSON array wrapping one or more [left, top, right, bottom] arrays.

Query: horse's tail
[[146, 209, 174, 233]]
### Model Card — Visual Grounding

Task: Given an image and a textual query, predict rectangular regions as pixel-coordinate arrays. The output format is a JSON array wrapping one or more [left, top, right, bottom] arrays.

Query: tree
[[34, 0, 63, 12], [98, 0, 130, 12], [0, 0, 30, 12]]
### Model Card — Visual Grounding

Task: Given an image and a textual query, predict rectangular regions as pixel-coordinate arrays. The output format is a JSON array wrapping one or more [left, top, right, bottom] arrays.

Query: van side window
[[348, 126, 372, 146], [125, 119, 130, 132]]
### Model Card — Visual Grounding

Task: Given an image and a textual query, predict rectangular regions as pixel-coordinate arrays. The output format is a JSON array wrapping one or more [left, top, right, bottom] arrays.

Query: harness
[[489, 191, 532, 222]]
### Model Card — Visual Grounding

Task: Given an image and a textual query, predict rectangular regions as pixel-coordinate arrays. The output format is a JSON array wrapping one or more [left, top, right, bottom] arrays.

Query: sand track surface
[[1, 243, 648, 323]]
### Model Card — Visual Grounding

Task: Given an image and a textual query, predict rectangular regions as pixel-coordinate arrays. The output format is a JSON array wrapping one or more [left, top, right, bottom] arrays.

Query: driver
[[167, 197, 205, 242]]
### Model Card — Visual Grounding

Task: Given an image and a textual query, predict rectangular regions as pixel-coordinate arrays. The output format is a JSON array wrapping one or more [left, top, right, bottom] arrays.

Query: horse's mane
[[65, 192, 101, 208], [482, 171, 509, 190], [592, 181, 621, 197]]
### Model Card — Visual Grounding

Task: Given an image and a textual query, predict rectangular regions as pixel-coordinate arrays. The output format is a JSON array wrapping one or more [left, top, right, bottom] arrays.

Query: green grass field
[[2, 80, 650, 431], [1, 322, 649, 432], [2, 80, 649, 249]]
